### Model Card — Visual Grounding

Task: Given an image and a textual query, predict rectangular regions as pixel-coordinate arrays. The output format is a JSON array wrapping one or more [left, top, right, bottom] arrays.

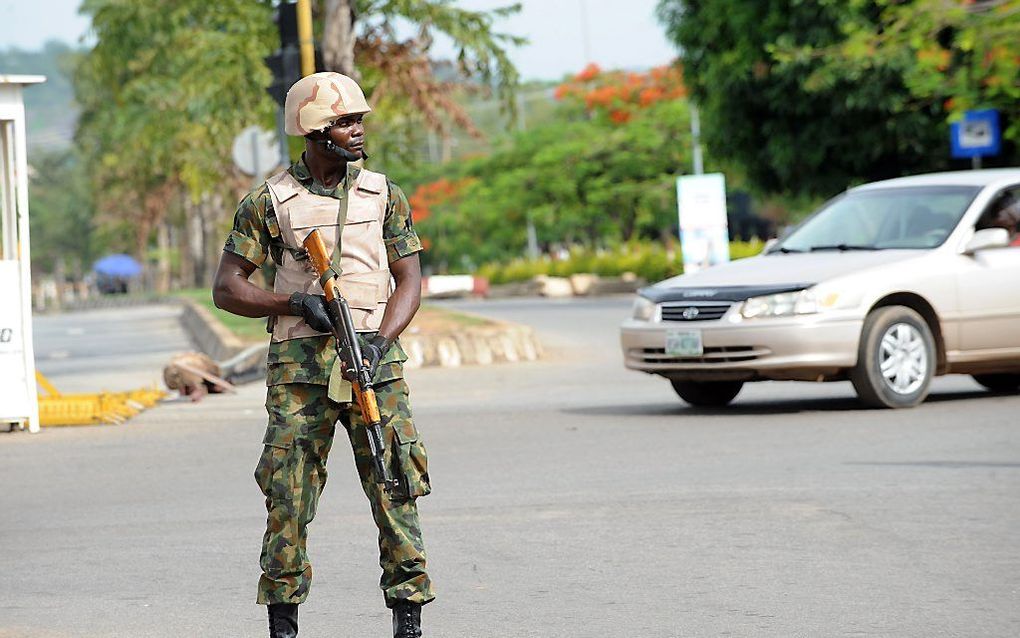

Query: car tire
[[850, 306, 936, 409], [670, 379, 744, 407], [972, 374, 1020, 393]]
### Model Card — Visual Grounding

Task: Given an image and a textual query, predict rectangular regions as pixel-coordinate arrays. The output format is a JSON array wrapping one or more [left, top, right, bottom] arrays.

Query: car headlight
[[632, 296, 657, 321], [741, 289, 824, 319]]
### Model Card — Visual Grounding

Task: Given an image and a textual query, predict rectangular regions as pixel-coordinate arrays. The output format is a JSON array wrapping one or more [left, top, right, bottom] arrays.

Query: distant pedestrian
[[212, 72, 433, 638]]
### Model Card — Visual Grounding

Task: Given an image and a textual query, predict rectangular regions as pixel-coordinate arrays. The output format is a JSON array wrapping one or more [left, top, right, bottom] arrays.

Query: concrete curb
[[39, 294, 172, 314], [487, 274, 645, 299], [179, 300, 247, 362], [176, 299, 543, 373], [401, 322, 543, 368]]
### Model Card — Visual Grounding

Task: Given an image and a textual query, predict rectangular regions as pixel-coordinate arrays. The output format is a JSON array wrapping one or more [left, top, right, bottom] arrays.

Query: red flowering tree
[[408, 177, 476, 252], [554, 63, 687, 124], [407, 63, 695, 269]]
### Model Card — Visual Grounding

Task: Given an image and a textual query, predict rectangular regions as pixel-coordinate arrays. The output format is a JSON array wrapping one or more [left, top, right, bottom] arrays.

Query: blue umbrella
[[93, 254, 143, 278]]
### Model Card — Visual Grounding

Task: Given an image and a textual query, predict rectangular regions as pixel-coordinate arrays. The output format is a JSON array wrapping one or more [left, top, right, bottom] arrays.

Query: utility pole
[[690, 104, 704, 175], [518, 93, 539, 259], [516, 91, 527, 132], [578, 0, 593, 64], [296, 0, 316, 77], [526, 219, 539, 260]]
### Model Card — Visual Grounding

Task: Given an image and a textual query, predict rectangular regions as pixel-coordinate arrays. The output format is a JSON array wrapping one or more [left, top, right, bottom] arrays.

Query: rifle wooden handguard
[[303, 229, 340, 301]]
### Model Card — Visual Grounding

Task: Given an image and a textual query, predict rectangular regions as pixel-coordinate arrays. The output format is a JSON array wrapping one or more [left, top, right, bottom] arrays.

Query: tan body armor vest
[[266, 168, 392, 341]]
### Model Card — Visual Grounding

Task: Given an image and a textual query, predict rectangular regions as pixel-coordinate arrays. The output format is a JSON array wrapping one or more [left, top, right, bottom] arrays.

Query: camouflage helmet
[[284, 72, 372, 137]]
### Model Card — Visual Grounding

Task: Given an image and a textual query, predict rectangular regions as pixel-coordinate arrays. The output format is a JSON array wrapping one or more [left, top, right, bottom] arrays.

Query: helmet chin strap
[[315, 123, 367, 162], [321, 138, 365, 162]]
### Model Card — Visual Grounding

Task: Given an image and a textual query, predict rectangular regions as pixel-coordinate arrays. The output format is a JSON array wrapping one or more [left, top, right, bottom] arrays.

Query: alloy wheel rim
[[879, 322, 928, 395]]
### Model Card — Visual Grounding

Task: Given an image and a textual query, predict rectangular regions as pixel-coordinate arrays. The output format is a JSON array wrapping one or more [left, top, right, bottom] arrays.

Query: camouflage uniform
[[224, 156, 434, 609]]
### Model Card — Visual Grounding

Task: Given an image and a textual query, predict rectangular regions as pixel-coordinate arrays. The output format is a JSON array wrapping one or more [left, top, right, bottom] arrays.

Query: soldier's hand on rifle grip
[[361, 335, 393, 381], [288, 292, 333, 334]]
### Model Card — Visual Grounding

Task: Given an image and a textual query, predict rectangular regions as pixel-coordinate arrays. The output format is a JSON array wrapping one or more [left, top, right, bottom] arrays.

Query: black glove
[[361, 334, 393, 381], [288, 292, 333, 334]]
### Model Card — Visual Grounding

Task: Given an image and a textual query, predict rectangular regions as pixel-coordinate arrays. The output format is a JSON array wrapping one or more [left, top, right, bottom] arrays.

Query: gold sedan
[[621, 170, 1020, 408]]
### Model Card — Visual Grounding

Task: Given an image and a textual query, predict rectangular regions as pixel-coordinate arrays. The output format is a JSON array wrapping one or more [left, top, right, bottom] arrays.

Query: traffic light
[[265, 2, 301, 106], [265, 50, 300, 106], [265, 1, 325, 106]]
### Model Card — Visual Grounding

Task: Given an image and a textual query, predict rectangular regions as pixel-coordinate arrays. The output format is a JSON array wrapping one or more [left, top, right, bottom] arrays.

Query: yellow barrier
[[36, 372, 166, 427]]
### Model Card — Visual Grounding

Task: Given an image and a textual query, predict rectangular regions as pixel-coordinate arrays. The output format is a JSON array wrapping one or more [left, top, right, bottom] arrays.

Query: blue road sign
[[950, 109, 1001, 159]]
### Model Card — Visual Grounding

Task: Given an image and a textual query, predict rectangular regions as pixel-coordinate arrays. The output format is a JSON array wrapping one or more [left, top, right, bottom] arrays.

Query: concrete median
[[177, 299, 542, 377]]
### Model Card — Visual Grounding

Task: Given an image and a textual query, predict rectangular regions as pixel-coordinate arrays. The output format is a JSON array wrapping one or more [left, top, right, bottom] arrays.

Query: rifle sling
[[322, 173, 352, 287]]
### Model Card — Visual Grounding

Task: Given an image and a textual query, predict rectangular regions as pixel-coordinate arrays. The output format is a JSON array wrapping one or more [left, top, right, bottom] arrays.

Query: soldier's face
[[329, 114, 366, 159]]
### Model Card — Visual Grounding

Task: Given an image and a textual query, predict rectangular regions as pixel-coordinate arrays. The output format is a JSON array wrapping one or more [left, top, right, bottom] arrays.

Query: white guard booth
[[0, 75, 44, 433]]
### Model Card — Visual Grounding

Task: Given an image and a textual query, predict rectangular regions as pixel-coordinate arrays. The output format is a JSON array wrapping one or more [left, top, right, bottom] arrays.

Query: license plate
[[665, 329, 703, 356]]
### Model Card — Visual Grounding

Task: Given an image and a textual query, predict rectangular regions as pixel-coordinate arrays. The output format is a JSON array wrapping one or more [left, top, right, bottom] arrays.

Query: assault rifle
[[303, 228, 398, 493]]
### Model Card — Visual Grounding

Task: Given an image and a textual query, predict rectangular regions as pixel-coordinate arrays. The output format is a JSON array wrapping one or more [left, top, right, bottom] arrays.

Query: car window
[[776, 186, 981, 252], [974, 186, 1020, 248]]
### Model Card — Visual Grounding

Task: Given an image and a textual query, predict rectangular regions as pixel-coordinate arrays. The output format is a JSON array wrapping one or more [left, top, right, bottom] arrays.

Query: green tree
[[657, 0, 952, 197], [76, 0, 278, 286], [775, 0, 1020, 159], [74, 0, 523, 287], [0, 41, 80, 150], [28, 151, 103, 276], [414, 92, 692, 269], [322, 0, 523, 137], [318, 0, 525, 170]]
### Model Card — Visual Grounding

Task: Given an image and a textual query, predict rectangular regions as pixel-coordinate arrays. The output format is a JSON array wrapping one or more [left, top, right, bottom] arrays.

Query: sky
[[0, 0, 679, 81]]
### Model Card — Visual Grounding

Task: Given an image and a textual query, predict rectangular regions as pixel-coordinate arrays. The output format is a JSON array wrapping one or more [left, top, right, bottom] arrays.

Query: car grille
[[634, 346, 765, 365], [660, 301, 732, 322]]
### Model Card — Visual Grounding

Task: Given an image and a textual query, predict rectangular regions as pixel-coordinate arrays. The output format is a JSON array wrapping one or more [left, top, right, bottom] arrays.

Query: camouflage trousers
[[255, 378, 434, 607]]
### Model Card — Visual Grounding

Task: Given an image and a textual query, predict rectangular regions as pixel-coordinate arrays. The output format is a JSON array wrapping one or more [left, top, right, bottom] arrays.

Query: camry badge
[[682, 306, 700, 319]]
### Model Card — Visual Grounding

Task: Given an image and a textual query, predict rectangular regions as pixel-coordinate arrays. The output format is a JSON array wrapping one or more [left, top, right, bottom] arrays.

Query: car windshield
[[775, 186, 981, 252]]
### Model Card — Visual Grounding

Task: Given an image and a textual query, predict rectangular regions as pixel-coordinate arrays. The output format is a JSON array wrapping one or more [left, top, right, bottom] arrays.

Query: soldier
[[212, 72, 433, 638]]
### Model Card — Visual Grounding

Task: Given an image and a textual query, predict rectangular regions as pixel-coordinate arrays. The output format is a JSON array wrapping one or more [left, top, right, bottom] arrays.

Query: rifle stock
[[302, 229, 398, 493]]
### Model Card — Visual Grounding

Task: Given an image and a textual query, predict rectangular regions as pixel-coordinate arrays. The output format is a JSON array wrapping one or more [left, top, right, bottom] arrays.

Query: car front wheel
[[972, 373, 1020, 393], [850, 306, 936, 409], [670, 379, 744, 407]]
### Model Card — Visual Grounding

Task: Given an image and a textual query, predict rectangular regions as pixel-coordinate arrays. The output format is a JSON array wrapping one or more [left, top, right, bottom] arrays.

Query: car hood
[[654, 250, 923, 291]]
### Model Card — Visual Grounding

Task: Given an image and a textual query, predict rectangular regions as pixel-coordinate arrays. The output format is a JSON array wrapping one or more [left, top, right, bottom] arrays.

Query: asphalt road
[[2, 298, 1018, 637], [31, 304, 193, 394]]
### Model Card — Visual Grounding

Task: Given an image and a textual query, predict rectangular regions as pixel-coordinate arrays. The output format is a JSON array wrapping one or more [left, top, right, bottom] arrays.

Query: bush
[[730, 239, 765, 260], [477, 240, 764, 284]]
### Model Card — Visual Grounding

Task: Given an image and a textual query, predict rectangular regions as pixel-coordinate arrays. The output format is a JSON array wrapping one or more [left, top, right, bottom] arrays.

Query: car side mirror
[[762, 238, 778, 253], [963, 228, 1010, 254]]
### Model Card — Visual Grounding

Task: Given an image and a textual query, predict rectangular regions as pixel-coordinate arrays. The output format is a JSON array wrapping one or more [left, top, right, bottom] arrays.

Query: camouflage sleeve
[[383, 180, 423, 264], [223, 184, 272, 268]]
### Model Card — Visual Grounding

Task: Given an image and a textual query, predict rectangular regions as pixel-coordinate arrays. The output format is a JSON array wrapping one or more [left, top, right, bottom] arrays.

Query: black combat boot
[[392, 601, 422, 638], [268, 602, 298, 638]]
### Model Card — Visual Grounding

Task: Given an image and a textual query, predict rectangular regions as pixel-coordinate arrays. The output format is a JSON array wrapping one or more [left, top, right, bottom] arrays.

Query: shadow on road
[[562, 389, 1005, 418], [845, 461, 1020, 469], [562, 398, 863, 418]]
